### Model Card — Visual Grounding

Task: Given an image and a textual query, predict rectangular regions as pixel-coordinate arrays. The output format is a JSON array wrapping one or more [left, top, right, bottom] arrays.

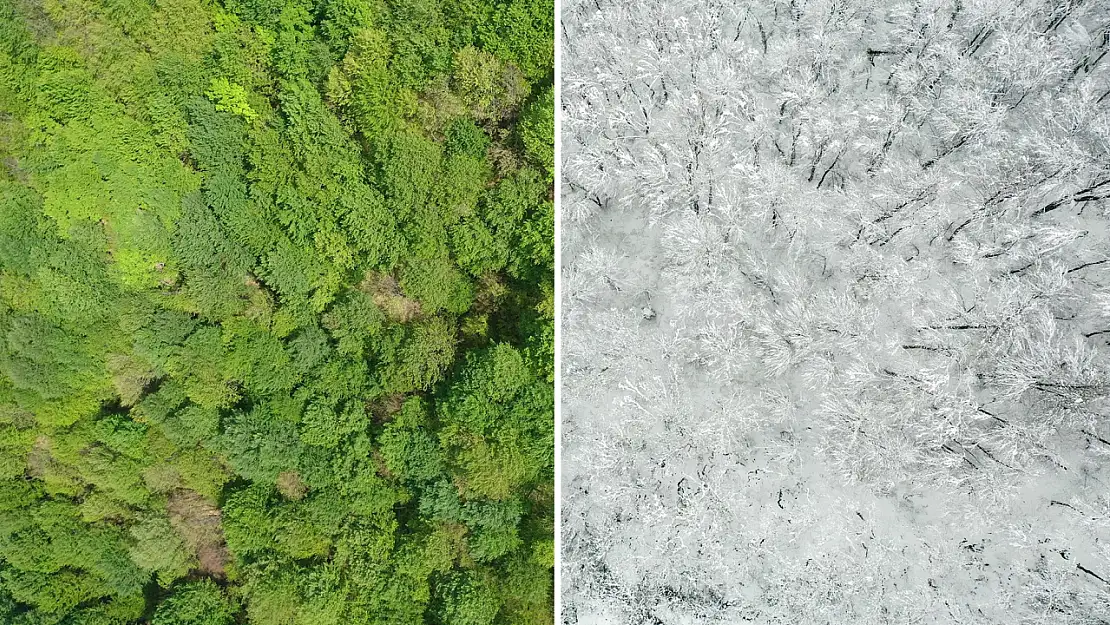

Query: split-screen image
[[1, 0, 1108, 623]]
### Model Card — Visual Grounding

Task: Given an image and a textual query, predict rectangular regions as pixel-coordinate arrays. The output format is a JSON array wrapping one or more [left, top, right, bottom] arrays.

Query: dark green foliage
[[445, 118, 491, 160], [1, 314, 102, 402], [172, 192, 255, 319], [0, 0, 551, 620], [373, 130, 444, 226], [433, 571, 500, 625], [419, 479, 465, 522], [0, 184, 52, 276], [378, 398, 443, 483], [451, 167, 550, 280], [461, 499, 523, 562], [437, 344, 553, 500], [221, 402, 304, 483]]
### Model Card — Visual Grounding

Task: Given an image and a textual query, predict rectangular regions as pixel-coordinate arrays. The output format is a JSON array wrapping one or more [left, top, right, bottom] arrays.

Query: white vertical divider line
[[552, 0, 563, 620]]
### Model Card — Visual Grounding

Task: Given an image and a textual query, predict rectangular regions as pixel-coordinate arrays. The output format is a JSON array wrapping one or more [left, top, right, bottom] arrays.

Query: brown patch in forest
[[25, 436, 52, 479], [11, 0, 56, 42], [242, 273, 275, 322], [528, 481, 554, 506], [440, 521, 475, 568], [0, 404, 34, 429], [2, 156, 29, 184], [359, 273, 423, 322], [472, 273, 508, 315], [106, 354, 157, 407], [415, 77, 466, 136], [167, 490, 229, 577], [487, 143, 521, 179], [371, 449, 394, 479], [369, 393, 405, 424], [452, 475, 473, 500], [276, 471, 308, 501]]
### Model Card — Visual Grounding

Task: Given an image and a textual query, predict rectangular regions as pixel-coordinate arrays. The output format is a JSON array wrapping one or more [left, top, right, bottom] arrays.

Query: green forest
[[0, 0, 553, 621]]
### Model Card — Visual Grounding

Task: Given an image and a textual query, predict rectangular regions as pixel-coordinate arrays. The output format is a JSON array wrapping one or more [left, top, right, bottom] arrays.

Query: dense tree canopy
[[0, 0, 553, 621]]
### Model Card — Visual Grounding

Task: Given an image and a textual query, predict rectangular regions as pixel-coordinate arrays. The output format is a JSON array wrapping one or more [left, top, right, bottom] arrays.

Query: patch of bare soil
[[167, 489, 229, 577]]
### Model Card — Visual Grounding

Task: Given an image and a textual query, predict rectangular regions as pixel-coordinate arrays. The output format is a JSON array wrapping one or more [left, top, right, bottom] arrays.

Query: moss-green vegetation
[[0, 0, 553, 621]]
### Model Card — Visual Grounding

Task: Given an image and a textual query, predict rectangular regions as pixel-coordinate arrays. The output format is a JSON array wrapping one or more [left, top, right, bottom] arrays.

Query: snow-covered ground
[[561, 1, 1110, 622]]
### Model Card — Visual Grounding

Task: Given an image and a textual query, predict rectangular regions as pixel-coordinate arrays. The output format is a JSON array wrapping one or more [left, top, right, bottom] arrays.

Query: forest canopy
[[0, 0, 553, 622]]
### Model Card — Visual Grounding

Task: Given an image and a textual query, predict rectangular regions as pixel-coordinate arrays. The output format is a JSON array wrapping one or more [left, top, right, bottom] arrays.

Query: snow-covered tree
[[562, 0, 1110, 622]]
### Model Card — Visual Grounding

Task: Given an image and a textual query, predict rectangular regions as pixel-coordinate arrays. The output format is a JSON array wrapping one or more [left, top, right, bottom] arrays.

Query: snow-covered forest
[[561, 0, 1110, 622]]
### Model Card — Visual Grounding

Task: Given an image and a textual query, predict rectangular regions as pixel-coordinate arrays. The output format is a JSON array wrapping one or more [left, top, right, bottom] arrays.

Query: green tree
[[379, 316, 458, 394], [517, 86, 554, 183], [153, 579, 238, 625], [432, 571, 499, 625], [451, 47, 526, 121]]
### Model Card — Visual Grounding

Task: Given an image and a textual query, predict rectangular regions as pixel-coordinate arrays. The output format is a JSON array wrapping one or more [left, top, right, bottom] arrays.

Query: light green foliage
[[477, 0, 554, 82], [378, 316, 458, 394], [322, 290, 384, 357], [452, 46, 527, 121], [327, 27, 415, 138], [299, 399, 367, 448], [205, 78, 257, 120], [399, 257, 475, 315], [152, 580, 238, 625], [220, 483, 276, 558], [224, 319, 297, 395], [128, 514, 196, 587], [517, 86, 554, 182], [0, 0, 551, 619], [165, 326, 238, 409], [438, 344, 553, 500], [497, 554, 553, 625]]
